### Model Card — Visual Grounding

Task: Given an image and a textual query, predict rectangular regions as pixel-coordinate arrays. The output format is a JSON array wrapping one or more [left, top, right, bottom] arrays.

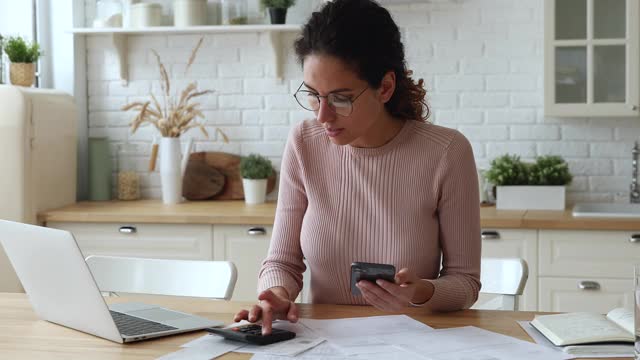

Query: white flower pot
[[159, 137, 183, 204], [242, 178, 267, 204], [496, 186, 566, 210]]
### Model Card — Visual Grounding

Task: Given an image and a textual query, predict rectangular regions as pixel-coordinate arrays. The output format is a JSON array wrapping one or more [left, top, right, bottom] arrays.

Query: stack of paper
[[157, 315, 573, 360]]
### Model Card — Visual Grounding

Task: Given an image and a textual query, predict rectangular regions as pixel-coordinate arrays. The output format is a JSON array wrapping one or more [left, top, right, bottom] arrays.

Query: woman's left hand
[[357, 268, 433, 311]]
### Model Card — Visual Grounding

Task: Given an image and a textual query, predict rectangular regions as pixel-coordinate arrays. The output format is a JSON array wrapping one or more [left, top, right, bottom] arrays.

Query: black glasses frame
[[292, 82, 368, 117]]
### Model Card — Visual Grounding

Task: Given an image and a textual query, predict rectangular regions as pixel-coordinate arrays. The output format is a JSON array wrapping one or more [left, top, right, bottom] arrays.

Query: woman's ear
[[378, 71, 396, 104]]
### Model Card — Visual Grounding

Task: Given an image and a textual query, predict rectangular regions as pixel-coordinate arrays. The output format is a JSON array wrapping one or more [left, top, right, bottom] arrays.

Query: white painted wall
[[81, 0, 639, 203]]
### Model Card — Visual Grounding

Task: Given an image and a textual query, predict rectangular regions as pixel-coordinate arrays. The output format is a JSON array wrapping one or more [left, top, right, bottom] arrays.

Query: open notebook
[[530, 308, 634, 347]]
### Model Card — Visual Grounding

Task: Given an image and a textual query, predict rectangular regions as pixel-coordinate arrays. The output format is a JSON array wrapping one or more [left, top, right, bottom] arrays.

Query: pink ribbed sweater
[[258, 119, 481, 311]]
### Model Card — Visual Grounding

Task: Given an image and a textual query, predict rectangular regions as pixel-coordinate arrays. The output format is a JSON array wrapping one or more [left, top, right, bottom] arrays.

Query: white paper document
[[157, 335, 243, 360], [394, 326, 572, 360], [518, 321, 634, 359], [301, 314, 433, 355]]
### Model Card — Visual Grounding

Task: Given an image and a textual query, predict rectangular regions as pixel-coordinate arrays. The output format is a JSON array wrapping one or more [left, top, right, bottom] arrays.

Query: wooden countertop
[[3, 293, 623, 360], [38, 200, 640, 231]]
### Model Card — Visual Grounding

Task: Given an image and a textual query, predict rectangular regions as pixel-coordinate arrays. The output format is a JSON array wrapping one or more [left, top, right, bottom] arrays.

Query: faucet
[[632, 141, 640, 203]]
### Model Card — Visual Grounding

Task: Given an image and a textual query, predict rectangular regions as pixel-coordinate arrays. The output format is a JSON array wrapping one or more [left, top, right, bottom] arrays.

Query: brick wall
[[84, 0, 640, 203]]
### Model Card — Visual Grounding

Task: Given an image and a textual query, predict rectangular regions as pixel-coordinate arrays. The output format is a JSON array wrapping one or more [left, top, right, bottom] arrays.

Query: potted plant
[[260, 0, 296, 24], [3, 36, 41, 87], [240, 154, 273, 204], [485, 154, 572, 210]]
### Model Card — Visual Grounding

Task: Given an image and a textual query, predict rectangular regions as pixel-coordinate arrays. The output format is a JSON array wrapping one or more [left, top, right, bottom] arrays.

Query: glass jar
[[94, 0, 123, 27], [220, 0, 247, 25], [117, 143, 141, 201]]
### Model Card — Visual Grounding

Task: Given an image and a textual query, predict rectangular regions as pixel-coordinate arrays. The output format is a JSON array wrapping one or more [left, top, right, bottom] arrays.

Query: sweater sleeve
[[423, 131, 482, 311], [257, 124, 308, 300]]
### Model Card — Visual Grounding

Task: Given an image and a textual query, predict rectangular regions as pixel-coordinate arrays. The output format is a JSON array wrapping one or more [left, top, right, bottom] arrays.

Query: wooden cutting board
[[183, 152, 277, 200]]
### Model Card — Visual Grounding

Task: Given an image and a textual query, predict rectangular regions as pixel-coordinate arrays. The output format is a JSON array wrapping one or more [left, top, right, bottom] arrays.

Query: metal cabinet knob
[[578, 280, 600, 291], [630, 234, 640, 243], [631, 105, 639, 111], [481, 230, 500, 240], [118, 226, 137, 234], [247, 227, 267, 236]]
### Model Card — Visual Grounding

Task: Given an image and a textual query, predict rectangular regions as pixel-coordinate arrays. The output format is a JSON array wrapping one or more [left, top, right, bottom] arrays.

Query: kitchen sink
[[572, 203, 640, 218]]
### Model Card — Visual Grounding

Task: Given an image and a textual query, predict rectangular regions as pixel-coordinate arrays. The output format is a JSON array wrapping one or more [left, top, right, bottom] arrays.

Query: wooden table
[[0, 293, 628, 359]]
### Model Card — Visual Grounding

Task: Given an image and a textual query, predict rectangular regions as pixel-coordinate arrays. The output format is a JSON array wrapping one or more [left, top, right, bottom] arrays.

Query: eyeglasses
[[293, 82, 368, 117]]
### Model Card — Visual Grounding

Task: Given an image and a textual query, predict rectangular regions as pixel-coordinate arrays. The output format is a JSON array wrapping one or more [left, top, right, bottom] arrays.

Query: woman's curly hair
[[294, 0, 429, 122]]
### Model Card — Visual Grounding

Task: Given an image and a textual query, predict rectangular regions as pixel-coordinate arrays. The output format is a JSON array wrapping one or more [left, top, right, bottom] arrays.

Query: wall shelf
[[70, 25, 302, 84]]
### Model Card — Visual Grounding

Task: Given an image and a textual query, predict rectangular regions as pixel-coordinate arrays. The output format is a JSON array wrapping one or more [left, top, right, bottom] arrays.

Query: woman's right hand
[[233, 287, 299, 335]]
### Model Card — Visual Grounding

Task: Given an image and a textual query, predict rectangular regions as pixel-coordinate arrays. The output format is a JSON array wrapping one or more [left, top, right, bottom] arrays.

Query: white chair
[[85, 255, 237, 300], [473, 258, 528, 311]]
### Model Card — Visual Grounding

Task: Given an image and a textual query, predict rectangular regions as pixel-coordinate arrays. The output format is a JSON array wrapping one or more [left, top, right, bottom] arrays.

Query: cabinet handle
[[481, 230, 500, 240], [247, 227, 267, 236], [118, 226, 137, 234], [578, 281, 600, 291], [631, 105, 639, 111], [629, 234, 640, 243]]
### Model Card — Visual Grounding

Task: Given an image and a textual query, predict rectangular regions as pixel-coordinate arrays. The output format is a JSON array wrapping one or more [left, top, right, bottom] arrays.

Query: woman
[[235, 0, 481, 335]]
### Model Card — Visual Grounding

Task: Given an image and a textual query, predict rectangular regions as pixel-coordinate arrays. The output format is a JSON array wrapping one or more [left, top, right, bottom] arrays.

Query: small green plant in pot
[[240, 154, 274, 204], [261, 0, 296, 24], [486, 154, 572, 210], [528, 155, 572, 186], [3, 36, 42, 87]]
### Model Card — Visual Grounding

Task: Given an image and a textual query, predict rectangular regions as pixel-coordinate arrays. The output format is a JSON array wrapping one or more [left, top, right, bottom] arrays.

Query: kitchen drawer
[[213, 225, 273, 302], [479, 228, 538, 311], [538, 277, 634, 313], [47, 222, 213, 260], [539, 230, 640, 278]]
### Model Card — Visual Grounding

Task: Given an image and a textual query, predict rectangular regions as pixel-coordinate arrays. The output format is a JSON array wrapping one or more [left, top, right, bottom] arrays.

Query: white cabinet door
[[48, 222, 213, 260], [213, 225, 273, 302], [477, 228, 538, 311], [539, 277, 634, 312], [544, 0, 640, 117], [539, 229, 640, 278]]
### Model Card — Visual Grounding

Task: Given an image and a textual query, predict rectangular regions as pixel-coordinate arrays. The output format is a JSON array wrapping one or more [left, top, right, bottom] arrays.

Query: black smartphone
[[350, 262, 396, 296]]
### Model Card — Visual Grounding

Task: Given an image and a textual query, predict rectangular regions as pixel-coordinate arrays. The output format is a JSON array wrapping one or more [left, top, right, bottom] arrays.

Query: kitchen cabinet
[[537, 229, 640, 312], [213, 225, 273, 301], [43, 202, 640, 311], [48, 222, 213, 260], [544, 0, 640, 117], [47, 221, 310, 302], [477, 228, 538, 311]]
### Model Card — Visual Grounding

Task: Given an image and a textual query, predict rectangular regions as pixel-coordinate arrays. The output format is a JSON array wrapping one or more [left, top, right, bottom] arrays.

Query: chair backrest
[[85, 256, 237, 300], [475, 257, 528, 311]]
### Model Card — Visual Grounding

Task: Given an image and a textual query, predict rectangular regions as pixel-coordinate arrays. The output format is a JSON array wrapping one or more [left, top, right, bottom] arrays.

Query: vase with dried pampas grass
[[122, 37, 228, 204]]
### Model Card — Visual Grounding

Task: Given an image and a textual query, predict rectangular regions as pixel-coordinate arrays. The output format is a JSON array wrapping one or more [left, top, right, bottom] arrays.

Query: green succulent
[[528, 155, 572, 186], [485, 154, 529, 186], [260, 0, 296, 9], [3, 36, 42, 63], [240, 154, 274, 180]]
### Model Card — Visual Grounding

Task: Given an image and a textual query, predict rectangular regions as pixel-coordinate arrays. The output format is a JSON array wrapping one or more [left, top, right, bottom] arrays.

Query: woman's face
[[300, 54, 395, 147]]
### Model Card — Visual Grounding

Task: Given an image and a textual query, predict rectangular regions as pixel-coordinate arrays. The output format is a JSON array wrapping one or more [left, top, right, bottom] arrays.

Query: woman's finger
[[234, 309, 249, 322], [376, 279, 412, 302], [358, 282, 397, 310], [248, 305, 262, 323], [261, 302, 274, 335], [287, 301, 298, 322]]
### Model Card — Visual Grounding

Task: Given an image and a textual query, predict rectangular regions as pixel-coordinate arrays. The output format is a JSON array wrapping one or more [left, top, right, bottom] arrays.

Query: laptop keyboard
[[110, 310, 177, 336]]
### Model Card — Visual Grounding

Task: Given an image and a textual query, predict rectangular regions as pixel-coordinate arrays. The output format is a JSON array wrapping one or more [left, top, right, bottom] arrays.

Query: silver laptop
[[0, 220, 223, 343]]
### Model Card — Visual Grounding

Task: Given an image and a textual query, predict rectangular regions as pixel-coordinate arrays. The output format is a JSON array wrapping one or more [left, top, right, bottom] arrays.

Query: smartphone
[[350, 262, 396, 296]]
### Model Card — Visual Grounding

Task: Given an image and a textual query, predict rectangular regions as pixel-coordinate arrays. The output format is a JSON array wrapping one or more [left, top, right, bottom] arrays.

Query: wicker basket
[[10, 63, 35, 87]]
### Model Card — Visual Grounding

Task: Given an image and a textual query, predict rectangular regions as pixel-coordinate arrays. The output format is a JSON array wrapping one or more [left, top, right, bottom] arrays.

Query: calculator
[[206, 324, 296, 346]]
